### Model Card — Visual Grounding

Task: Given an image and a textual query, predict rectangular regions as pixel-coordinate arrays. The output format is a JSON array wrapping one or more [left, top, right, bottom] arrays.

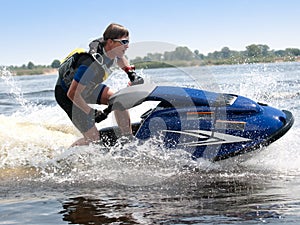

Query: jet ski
[[98, 84, 294, 161]]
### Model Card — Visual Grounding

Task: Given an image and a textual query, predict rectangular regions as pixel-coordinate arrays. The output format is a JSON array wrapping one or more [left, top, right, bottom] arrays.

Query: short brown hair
[[103, 23, 129, 40]]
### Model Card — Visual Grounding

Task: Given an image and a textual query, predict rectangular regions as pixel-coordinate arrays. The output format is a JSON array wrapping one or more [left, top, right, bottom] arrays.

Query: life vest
[[58, 40, 115, 91]]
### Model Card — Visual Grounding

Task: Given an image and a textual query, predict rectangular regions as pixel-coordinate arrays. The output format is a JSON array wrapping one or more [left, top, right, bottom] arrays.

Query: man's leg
[[114, 109, 132, 135], [100, 87, 132, 135], [71, 125, 100, 147]]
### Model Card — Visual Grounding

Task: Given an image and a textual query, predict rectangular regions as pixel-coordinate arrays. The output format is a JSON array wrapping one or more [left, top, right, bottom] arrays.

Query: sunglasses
[[113, 39, 129, 45]]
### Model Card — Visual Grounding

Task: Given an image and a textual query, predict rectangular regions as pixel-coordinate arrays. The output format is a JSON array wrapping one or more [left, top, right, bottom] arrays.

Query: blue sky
[[1, 0, 299, 66]]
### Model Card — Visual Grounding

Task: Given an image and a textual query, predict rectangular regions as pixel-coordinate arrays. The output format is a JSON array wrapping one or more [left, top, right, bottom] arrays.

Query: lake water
[[0, 62, 300, 224]]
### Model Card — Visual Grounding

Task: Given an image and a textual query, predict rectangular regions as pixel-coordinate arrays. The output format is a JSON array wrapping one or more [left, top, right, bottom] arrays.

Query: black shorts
[[55, 85, 106, 133]]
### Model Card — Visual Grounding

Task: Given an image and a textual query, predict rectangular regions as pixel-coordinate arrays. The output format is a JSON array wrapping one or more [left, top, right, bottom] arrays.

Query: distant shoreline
[[6, 43, 300, 75], [11, 68, 58, 76], [133, 57, 300, 69], [8, 58, 300, 76]]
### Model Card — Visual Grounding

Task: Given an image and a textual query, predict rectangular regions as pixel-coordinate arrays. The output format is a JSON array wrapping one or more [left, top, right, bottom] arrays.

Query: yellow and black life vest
[[57, 41, 114, 90]]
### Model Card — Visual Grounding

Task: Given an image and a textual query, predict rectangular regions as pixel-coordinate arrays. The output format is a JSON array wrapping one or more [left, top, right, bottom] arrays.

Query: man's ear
[[106, 39, 114, 45]]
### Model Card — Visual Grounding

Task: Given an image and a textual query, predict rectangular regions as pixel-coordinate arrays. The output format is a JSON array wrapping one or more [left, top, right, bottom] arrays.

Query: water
[[0, 62, 300, 224]]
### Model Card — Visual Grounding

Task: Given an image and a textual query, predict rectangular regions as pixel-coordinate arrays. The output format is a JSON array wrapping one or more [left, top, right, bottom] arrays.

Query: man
[[55, 23, 143, 146]]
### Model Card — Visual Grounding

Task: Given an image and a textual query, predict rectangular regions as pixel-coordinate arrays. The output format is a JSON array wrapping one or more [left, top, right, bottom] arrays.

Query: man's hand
[[90, 109, 107, 123], [124, 65, 144, 86], [129, 74, 144, 85]]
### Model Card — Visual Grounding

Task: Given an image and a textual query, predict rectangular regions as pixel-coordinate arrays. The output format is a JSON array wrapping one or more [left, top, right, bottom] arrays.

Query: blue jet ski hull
[[99, 85, 294, 161]]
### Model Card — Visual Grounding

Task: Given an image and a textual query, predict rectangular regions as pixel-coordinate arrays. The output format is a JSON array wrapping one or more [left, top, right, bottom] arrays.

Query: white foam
[[1, 64, 299, 186]]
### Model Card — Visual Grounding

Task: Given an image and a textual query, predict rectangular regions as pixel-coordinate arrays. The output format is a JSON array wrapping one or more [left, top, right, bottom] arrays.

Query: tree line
[[131, 44, 300, 68], [8, 60, 61, 75], [9, 59, 60, 70], [8, 44, 300, 75]]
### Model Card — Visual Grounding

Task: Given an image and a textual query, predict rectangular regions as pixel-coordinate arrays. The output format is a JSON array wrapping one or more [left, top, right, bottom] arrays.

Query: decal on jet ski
[[162, 129, 251, 147], [186, 111, 214, 120], [186, 112, 246, 130], [215, 120, 246, 131]]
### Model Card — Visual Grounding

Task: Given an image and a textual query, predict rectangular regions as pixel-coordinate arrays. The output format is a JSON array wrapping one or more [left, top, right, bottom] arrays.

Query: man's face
[[106, 36, 129, 58]]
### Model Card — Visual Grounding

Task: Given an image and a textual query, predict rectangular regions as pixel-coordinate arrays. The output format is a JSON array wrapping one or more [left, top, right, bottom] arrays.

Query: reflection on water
[[61, 196, 137, 224], [58, 170, 288, 224]]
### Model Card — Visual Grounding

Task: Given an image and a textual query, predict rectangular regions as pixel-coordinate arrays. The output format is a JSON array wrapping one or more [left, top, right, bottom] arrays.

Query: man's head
[[103, 23, 129, 41], [103, 23, 130, 58]]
